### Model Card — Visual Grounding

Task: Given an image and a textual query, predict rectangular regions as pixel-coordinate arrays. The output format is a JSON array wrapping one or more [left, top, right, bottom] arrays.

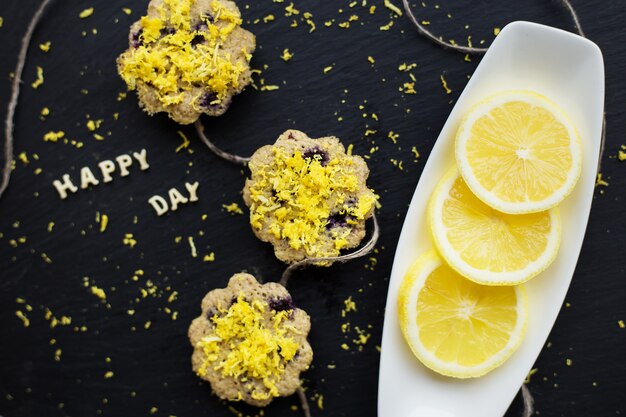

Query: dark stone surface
[[0, 1, 624, 416]]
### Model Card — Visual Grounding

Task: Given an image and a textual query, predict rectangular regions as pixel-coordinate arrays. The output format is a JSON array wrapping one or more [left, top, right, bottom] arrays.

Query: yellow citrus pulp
[[455, 91, 582, 214], [428, 168, 561, 285], [398, 251, 528, 378]]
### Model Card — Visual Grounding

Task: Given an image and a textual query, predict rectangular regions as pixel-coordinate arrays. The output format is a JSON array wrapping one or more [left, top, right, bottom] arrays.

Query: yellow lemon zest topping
[[248, 147, 376, 258], [118, 0, 248, 108], [197, 296, 299, 400]]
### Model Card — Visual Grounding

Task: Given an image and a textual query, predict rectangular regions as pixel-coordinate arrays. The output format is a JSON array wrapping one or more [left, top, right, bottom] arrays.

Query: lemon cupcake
[[117, 0, 255, 124], [243, 130, 377, 264], [188, 273, 313, 406]]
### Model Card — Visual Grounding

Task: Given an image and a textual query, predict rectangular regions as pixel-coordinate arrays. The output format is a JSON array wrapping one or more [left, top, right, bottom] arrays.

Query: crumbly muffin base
[[243, 130, 376, 264], [188, 273, 312, 407], [118, 0, 256, 125]]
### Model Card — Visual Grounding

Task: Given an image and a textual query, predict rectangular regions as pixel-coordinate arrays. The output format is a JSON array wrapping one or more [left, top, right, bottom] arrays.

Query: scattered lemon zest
[[440, 74, 452, 94], [91, 286, 107, 300], [222, 202, 244, 215], [524, 368, 538, 383], [31, 66, 44, 89], [285, 2, 299, 16], [380, 20, 394, 31], [100, 214, 109, 232], [188, 236, 198, 258], [384, 0, 403, 16], [176, 131, 191, 152], [39, 41, 51, 52], [123, 233, 137, 248], [15, 310, 30, 327], [43, 131, 64, 142], [79, 8, 94, 19], [17, 152, 29, 165], [280, 48, 294, 62]]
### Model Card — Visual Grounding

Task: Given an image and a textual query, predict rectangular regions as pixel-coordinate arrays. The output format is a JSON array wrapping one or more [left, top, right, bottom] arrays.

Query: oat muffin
[[243, 130, 378, 264], [117, 0, 255, 124], [188, 273, 312, 406]]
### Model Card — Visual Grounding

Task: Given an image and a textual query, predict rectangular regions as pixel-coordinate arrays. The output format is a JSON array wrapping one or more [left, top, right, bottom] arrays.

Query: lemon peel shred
[[223, 202, 244, 215], [440, 74, 452, 94], [280, 48, 294, 62], [31, 66, 44, 89], [384, 0, 403, 16], [79, 8, 94, 19]]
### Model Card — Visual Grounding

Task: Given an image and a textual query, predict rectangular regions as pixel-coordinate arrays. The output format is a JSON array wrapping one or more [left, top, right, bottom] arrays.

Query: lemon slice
[[429, 167, 561, 285], [455, 90, 582, 214], [398, 250, 528, 378]]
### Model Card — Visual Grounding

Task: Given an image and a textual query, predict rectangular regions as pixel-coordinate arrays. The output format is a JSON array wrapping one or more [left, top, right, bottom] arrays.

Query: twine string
[[194, 120, 250, 166], [521, 384, 535, 417], [0, 0, 54, 200], [280, 213, 379, 288], [296, 387, 312, 417], [401, 0, 606, 173], [286, 215, 380, 415], [400, 0, 488, 54], [401, 0, 583, 53]]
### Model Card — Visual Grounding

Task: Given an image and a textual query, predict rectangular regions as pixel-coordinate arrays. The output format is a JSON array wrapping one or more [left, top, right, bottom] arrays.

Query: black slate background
[[0, 1, 625, 416]]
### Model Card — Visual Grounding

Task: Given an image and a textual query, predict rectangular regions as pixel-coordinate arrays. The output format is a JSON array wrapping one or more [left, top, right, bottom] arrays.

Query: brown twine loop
[[279, 212, 380, 288], [194, 120, 251, 166], [0, 0, 54, 200], [401, 0, 606, 174], [286, 213, 378, 415], [401, 0, 584, 53], [296, 386, 312, 417], [521, 384, 535, 417]]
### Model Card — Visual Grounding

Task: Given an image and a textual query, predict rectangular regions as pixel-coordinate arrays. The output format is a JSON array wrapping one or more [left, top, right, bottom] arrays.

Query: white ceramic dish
[[378, 21, 604, 417]]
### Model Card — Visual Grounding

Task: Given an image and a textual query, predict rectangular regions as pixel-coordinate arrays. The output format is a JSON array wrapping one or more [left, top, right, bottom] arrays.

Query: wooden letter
[[80, 167, 100, 189], [185, 182, 199, 202], [98, 160, 116, 183], [52, 174, 78, 199], [132, 149, 150, 170], [116, 154, 133, 177], [148, 196, 169, 216], [168, 188, 188, 211]]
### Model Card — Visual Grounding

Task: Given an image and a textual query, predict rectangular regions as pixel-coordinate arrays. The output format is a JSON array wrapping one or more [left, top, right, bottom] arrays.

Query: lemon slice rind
[[398, 250, 528, 379], [428, 167, 561, 286], [455, 90, 582, 214]]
